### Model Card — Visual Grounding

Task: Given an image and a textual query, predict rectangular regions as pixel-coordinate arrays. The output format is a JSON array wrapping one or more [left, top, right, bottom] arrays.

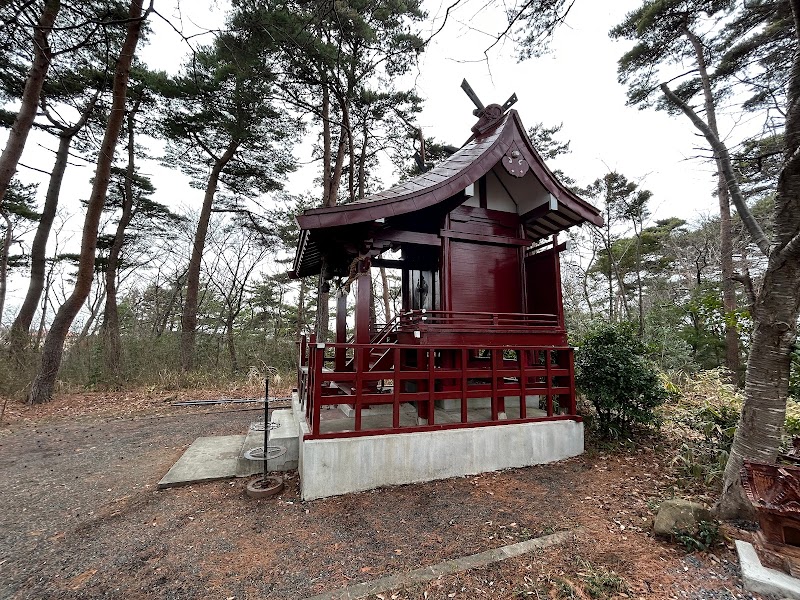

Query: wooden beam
[[371, 229, 441, 247], [439, 229, 532, 247], [371, 258, 406, 269], [521, 194, 558, 222]]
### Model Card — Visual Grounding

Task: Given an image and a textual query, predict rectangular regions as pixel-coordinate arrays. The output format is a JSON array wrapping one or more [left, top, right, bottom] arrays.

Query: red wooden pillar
[[355, 266, 371, 345], [335, 290, 347, 371], [553, 234, 565, 329]]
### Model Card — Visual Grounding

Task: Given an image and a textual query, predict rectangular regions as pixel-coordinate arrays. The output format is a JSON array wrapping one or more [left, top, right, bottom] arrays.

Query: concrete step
[[158, 434, 246, 488], [236, 408, 299, 476]]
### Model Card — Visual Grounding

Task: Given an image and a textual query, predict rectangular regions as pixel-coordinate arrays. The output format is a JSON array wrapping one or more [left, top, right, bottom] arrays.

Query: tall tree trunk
[[315, 92, 348, 341], [101, 103, 139, 379], [635, 226, 644, 334], [321, 83, 332, 205], [9, 133, 71, 353], [0, 0, 60, 209], [358, 121, 368, 200], [28, 0, 146, 404], [684, 26, 740, 380], [718, 261, 799, 518], [180, 140, 238, 371], [0, 211, 11, 324], [156, 271, 185, 337], [716, 0, 800, 517], [35, 260, 55, 350], [77, 287, 105, 343], [225, 315, 237, 373]]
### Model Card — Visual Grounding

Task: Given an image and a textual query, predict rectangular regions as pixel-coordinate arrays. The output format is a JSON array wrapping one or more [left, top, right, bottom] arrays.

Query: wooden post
[[313, 344, 323, 436], [491, 348, 499, 421], [393, 348, 401, 428], [355, 267, 371, 345], [427, 348, 435, 425], [335, 290, 347, 371], [306, 334, 316, 421], [568, 348, 576, 415], [355, 346, 364, 431], [461, 348, 468, 423], [519, 348, 527, 419], [553, 234, 565, 329], [545, 349, 553, 417]]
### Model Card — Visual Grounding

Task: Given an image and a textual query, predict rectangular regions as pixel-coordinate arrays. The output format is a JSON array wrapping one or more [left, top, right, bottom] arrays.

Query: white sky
[[2, 0, 741, 320]]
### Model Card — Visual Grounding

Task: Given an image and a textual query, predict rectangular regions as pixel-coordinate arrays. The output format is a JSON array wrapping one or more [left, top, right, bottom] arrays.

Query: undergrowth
[[673, 520, 721, 553]]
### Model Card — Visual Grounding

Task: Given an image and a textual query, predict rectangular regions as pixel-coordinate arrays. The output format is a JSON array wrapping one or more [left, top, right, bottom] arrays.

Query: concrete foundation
[[299, 416, 584, 501], [736, 540, 800, 599]]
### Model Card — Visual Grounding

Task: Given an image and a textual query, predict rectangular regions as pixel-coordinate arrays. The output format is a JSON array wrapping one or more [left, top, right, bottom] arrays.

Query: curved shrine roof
[[293, 109, 602, 277]]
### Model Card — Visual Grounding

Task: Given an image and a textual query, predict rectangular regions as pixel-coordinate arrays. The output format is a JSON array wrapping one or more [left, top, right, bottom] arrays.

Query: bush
[[575, 321, 669, 439], [673, 520, 721, 553], [791, 347, 800, 402]]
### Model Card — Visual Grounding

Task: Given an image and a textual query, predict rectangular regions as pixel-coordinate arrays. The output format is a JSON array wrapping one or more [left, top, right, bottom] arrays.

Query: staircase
[[327, 317, 399, 401]]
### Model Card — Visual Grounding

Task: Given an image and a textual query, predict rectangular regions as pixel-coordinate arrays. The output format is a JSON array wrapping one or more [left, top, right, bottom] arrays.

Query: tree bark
[[716, 0, 800, 517], [28, 0, 146, 404], [0, 0, 60, 209], [101, 102, 140, 380], [315, 89, 347, 341], [718, 260, 799, 518], [9, 133, 71, 352], [0, 211, 11, 324], [34, 260, 55, 350], [225, 315, 237, 373], [180, 140, 238, 371], [156, 270, 186, 337], [683, 25, 740, 380]]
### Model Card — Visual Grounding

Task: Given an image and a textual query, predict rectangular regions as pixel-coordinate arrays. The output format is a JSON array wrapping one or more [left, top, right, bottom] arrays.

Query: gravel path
[[0, 405, 767, 600], [0, 409, 256, 599]]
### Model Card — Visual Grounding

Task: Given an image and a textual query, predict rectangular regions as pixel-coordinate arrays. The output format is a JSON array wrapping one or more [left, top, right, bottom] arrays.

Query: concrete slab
[[236, 409, 300, 476], [736, 540, 800, 599], [158, 435, 245, 488]]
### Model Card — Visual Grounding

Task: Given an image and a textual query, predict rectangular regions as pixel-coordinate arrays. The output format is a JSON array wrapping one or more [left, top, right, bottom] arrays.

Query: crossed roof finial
[[460, 79, 518, 136]]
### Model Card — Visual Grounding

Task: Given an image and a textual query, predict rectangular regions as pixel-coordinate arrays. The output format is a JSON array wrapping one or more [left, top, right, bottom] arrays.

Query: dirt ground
[[0, 390, 769, 600]]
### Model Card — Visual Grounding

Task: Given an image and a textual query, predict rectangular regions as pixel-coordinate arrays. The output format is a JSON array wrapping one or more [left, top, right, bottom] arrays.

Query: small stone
[[653, 499, 712, 537]]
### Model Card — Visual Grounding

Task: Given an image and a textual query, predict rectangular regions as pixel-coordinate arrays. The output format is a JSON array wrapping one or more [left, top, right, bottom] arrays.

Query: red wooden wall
[[449, 242, 522, 313]]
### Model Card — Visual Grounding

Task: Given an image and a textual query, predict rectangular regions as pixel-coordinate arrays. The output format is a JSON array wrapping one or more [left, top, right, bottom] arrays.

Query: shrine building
[[289, 94, 603, 500]]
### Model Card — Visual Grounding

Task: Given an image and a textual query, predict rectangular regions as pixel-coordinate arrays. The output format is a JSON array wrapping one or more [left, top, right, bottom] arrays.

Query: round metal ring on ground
[[249, 421, 281, 432], [246, 475, 284, 499], [243, 446, 287, 461]]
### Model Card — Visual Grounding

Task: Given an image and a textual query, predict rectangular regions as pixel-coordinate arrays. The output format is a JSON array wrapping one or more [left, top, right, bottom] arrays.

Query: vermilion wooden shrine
[[291, 97, 602, 446]]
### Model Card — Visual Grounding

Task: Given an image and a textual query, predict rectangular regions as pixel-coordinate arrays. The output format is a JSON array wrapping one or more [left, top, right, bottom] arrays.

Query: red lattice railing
[[297, 335, 578, 440]]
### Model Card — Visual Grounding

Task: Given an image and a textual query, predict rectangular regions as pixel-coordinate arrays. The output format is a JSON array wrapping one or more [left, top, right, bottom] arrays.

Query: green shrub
[[673, 520, 720, 553], [575, 321, 669, 439], [791, 347, 800, 402], [785, 398, 800, 438]]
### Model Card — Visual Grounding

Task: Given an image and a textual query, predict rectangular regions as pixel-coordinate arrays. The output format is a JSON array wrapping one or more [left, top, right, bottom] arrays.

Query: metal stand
[[246, 377, 285, 499]]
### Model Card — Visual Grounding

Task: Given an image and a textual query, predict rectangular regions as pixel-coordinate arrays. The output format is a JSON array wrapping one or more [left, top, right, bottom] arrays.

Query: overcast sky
[[2, 0, 743, 318]]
